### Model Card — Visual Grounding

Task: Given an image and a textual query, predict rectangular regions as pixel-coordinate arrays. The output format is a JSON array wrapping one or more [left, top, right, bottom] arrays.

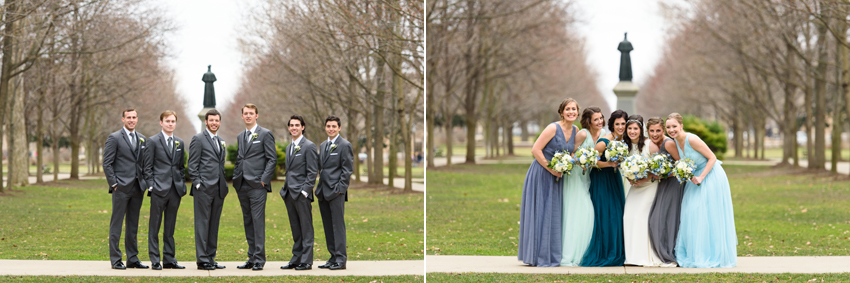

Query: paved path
[[357, 176, 424, 192], [425, 255, 850, 274], [0, 260, 423, 277]]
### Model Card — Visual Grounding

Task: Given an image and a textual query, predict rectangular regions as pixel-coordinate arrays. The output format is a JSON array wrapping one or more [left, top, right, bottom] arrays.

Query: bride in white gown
[[621, 116, 675, 267]]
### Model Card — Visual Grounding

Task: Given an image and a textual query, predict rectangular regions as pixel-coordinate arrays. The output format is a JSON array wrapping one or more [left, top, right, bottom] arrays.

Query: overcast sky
[[162, 0, 685, 130], [162, 0, 253, 132], [573, 0, 684, 110]]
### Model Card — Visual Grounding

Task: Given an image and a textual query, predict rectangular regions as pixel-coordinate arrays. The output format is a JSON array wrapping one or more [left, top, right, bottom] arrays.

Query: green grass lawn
[[723, 146, 850, 162], [426, 163, 850, 256], [359, 165, 424, 180], [1, 275, 422, 282], [426, 273, 849, 282], [0, 179, 423, 262]]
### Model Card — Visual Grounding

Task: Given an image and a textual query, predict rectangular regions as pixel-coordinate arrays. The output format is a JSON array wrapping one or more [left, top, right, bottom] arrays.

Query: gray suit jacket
[[281, 137, 319, 201], [233, 125, 277, 192], [316, 136, 353, 201], [142, 132, 187, 197], [188, 130, 228, 197], [103, 129, 147, 194]]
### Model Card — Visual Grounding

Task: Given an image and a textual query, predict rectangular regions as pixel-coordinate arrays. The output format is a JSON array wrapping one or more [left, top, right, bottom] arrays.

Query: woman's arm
[[594, 138, 617, 168], [689, 135, 717, 185], [532, 124, 562, 177]]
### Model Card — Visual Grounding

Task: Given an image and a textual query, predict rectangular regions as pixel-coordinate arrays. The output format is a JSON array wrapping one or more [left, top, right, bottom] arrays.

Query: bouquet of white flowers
[[604, 140, 629, 163], [620, 154, 650, 182], [547, 150, 575, 182], [574, 146, 599, 175], [672, 158, 699, 186], [648, 153, 673, 181]]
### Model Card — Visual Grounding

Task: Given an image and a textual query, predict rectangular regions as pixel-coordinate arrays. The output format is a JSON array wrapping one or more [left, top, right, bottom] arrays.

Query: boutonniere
[[139, 137, 145, 143], [330, 144, 338, 152], [251, 133, 259, 141], [220, 141, 226, 148], [175, 141, 180, 146], [294, 145, 301, 154]]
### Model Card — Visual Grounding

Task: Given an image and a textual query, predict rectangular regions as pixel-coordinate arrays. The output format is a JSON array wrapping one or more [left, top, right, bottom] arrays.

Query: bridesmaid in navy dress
[[518, 98, 579, 267], [581, 109, 628, 267]]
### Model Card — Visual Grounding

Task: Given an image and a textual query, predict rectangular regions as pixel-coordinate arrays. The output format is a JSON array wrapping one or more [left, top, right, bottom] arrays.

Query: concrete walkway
[[425, 255, 850, 274], [357, 176, 424, 192], [0, 260, 423, 277]]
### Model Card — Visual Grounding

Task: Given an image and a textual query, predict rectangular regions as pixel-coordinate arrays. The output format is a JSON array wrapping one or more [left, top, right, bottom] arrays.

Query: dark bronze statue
[[202, 65, 217, 108], [618, 33, 633, 81]]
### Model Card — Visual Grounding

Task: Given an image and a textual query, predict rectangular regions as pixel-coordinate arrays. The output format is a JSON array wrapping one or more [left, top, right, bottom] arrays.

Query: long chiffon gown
[[518, 123, 572, 267], [559, 128, 595, 266], [580, 138, 626, 267], [648, 138, 685, 265], [622, 144, 672, 267], [674, 133, 738, 268]]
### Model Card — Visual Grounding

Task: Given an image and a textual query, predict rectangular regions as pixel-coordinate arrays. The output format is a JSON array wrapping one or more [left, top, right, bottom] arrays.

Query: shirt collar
[[162, 131, 173, 139], [123, 127, 135, 136], [206, 128, 217, 138], [246, 124, 258, 135], [327, 134, 340, 144], [292, 135, 304, 146]]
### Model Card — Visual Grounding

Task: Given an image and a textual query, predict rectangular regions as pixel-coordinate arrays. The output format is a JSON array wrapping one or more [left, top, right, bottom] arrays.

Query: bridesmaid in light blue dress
[[518, 98, 580, 267], [665, 113, 737, 268], [560, 107, 604, 266]]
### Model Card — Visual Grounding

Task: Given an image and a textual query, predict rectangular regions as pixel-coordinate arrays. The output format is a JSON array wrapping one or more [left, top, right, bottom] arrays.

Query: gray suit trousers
[[149, 187, 181, 264], [194, 182, 225, 265], [237, 179, 267, 264], [318, 195, 346, 264], [109, 182, 144, 265], [283, 194, 314, 265]]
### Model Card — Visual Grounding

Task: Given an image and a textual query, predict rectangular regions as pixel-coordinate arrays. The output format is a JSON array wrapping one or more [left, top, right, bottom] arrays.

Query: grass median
[[426, 272, 850, 282], [426, 163, 850, 256], [0, 179, 423, 262]]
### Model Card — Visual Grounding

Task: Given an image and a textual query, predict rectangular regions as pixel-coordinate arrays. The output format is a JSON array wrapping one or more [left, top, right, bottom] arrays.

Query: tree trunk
[[0, 0, 18, 193], [444, 108, 454, 167], [804, 75, 814, 168], [36, 97, 44, 183], [784, 43, 798, 167], [364, 112, 373, 182], [813, 15, 828, 170], [10, 73, 28, 187], [734, 112, 743, 158], [463, 0, 478, 164], [520, 118, 529, 142], [506, 120, 514, 155]]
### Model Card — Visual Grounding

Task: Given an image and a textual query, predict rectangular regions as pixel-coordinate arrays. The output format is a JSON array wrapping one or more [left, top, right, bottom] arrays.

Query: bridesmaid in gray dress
[[646, 117, 685, 265], [518, 98, 579, 267]]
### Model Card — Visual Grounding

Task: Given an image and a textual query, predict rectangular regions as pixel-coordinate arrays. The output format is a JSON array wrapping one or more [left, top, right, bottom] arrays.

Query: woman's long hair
[[624, 115, 646, 154]]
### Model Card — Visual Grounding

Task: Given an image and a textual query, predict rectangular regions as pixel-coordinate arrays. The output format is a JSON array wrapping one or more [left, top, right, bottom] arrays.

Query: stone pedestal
[[613, 81, 639, 114], [198, 107, 217, 124]]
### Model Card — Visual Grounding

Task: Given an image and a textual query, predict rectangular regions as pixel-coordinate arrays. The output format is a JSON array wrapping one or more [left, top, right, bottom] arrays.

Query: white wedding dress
[[623, 144, 675, 267]]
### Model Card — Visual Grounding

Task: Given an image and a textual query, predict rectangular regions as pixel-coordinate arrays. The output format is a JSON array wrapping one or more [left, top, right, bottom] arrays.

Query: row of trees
[[640, 0, 850, 173], [1, 0, 187, 193], [426, 0, 606, 167], [224, 0, 424, 191]]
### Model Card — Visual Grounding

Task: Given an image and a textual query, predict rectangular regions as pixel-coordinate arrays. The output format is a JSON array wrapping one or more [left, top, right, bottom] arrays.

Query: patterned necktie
[[129, 132, 136, 150], [167, 137, 172, 149], [213, 135, 219, 152], [246, 130, 251, 142]]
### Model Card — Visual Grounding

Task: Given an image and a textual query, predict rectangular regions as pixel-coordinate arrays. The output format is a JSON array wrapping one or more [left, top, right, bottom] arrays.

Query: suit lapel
[[285, 142, 293, 169], [244, 127, 259, 154], [159, 133, 173, 161], [204, 130, 220, 160], [120, 130, 137, 161], [322, 140, 330, 164]]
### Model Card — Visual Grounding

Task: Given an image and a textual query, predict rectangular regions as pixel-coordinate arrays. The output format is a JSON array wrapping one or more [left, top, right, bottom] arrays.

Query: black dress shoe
[[318, 262, 333, 269], [280, 263, 297, 269], [197, 263, 215, 270], [329, 263, 346, 270], [152, 263, 162, 270], [126, 262, 149, 269], [295, 263, 312, 270], [252, 264, 264, 271], [112, 262, 126, 270], [214, 263, 226, 269], [163, 263, 185, 269], [237, 262, 254, 269]]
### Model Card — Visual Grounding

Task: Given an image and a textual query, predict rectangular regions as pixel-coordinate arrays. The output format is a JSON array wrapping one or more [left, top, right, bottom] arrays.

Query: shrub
[[681, 115, 727, 160]]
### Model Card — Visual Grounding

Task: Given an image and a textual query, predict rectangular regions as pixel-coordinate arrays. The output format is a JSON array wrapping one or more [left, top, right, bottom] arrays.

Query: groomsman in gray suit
[[102, 108, 149, 270], [142, 110, 187, 270], [279, 115, 318, 271], [188, 109, 228, 271], [233, 103, 277, 271], [316, 115, 353, 270]]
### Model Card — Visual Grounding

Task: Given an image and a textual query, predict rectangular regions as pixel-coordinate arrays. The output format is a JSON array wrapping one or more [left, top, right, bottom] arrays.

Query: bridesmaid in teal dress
[[580, 109, 628, 267], [666, 113, 737, 268], [560, 107, 604, 266]]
